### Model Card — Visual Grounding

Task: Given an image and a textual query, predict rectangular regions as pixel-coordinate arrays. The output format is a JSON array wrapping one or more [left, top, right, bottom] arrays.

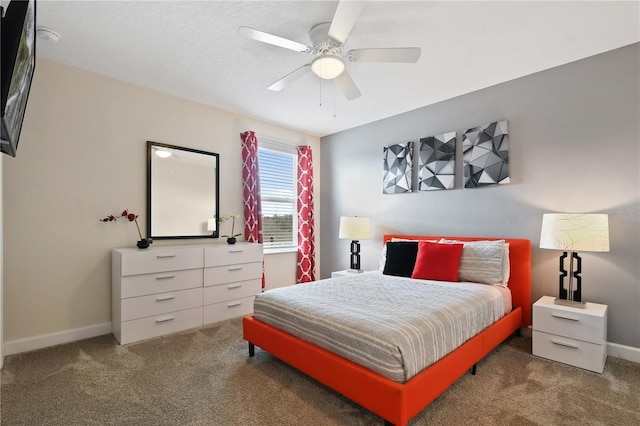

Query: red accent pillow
[[411, 241, 464, 282]]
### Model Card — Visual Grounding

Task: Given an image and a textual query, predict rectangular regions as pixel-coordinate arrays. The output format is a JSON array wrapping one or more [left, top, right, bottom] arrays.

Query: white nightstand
[[532, 295, 607, 373], [331, 270, 374, 278]]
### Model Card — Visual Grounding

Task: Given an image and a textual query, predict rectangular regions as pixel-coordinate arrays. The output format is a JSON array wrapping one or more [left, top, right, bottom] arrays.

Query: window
[[258, 144, 297, 250]]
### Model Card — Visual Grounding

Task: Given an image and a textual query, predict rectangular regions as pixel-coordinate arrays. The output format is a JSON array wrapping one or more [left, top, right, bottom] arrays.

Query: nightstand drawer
[[533, 303, 606, 344], [533, 330, 606, 373]]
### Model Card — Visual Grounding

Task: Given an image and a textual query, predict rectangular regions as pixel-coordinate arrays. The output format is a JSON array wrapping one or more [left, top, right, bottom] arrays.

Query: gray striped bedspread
[[253, 272, 507, 383]]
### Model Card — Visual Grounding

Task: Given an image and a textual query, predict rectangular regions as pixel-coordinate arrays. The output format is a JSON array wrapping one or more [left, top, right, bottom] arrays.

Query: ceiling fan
[[237, 1, 421, 101]]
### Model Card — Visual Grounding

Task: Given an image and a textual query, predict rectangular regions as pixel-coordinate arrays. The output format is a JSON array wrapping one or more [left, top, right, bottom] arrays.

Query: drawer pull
[[156, 295, 176, 302], [155, 274, 176, 280], [228, 267, 243, 272], [156, 254, 177, 259], [155, 315, 176, 323], [551, 339, 579, 349], [228, 284, 242, 289], [229, 249, 244, 253], [551, 313, 580, 321], [227, 302, 242, 308]]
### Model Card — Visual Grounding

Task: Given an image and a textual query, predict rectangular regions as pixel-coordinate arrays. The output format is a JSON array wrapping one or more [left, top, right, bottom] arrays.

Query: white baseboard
[[4, 322, 112, 356], [4, 322, 639, 364], [607, 341, 640, 363]]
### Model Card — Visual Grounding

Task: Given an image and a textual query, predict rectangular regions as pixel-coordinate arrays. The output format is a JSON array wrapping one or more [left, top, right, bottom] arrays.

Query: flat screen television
[[1, 0, 36, 157]]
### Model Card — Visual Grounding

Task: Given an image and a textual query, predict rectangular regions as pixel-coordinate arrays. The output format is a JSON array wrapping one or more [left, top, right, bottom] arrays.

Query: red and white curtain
[[240, 131, 265, 288], [297, 145, 316, 283]]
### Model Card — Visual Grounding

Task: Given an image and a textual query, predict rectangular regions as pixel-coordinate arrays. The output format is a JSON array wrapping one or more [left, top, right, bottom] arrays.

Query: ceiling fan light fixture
[[311, 55, 345, 80]]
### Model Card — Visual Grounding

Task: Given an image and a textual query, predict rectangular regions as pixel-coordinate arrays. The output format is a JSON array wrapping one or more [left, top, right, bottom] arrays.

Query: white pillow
[[439, 239, 510, 287], [378, 243, 387, 272]]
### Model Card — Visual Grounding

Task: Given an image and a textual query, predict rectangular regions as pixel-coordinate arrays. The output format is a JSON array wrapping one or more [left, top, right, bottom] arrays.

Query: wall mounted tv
[[1, 0, 36, 157]]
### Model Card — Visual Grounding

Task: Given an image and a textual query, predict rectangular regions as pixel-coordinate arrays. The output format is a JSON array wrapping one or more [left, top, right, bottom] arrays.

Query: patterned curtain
[[240, 131, 265, 288], [296, 145, 316, 283]]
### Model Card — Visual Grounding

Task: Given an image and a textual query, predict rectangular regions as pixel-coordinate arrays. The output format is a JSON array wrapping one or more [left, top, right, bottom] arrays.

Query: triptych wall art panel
[[383, 142, 413, 194], [418, 132, 456, 191], [382, 120, 509, 193], [462, 120, 510, 188]]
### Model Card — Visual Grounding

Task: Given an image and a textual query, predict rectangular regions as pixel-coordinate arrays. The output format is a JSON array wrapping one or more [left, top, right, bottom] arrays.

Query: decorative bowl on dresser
[[112, 243, 263, 344]]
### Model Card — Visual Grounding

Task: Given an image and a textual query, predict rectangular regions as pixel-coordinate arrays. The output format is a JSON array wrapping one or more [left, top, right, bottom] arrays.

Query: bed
[[243, 235, 531, 425]]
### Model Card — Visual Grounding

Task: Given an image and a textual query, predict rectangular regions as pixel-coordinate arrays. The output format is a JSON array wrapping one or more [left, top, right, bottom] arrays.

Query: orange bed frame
[[243, 235, 531, 425]]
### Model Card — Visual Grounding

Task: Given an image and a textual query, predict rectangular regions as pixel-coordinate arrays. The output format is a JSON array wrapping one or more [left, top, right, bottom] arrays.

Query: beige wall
[[2, 59, 320, 344]]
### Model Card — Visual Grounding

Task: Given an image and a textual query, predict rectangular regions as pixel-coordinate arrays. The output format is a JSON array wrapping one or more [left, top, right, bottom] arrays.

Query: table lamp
[[338, 216, 371, 273], [539, 213, 609, 308], [207, 218, 217, 235]]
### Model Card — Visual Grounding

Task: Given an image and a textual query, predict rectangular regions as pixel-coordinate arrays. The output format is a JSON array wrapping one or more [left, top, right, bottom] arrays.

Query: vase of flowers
[[218, 213, 242, 244], [101, 209, 153, 249]]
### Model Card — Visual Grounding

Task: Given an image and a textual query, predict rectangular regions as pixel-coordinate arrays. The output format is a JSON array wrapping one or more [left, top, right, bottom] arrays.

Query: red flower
[[100, 209, 144, 240]]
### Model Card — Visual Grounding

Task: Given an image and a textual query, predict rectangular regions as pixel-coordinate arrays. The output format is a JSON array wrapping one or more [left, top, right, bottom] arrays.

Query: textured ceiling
[[23, 1, 640, 136]]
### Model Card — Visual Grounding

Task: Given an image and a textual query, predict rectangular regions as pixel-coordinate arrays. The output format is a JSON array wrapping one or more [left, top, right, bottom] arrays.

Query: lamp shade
[[311, 55, 345, 80], [540, 213, 609, 252], [339, 216, 370, 241]]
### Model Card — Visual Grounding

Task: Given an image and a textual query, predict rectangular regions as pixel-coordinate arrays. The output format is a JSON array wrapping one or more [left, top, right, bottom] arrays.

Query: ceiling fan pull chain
[[333, 84, 337, 118], [319, 79, 323, 107]]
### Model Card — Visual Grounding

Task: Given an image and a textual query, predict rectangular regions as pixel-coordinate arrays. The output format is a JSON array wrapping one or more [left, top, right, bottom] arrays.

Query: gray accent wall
[[320, 43, 640, 348]]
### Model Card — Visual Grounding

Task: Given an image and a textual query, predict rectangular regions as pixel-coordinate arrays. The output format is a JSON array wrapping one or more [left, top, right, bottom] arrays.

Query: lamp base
[[554, 297, 587, 309]]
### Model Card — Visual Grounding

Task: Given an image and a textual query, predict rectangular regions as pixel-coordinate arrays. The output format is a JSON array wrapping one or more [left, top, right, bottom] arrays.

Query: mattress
[[253, 272, 510, 383]]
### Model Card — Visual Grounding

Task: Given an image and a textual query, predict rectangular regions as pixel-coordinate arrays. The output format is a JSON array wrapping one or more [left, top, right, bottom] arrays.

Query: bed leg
[[384, 421, 394, 426], [471, 364, 477, 375], [248, 342, 255, 357], [515, 327, 522, 337]]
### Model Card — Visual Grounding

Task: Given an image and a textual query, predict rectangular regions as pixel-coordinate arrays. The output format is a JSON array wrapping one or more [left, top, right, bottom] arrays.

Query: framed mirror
[[147, 141, 220, 239]]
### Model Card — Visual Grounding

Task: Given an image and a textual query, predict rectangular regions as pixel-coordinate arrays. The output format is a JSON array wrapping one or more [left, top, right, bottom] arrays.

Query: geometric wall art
[[462, 120, 509, 188], [383, 141, 413, 194], [418, 132, 456, 191]]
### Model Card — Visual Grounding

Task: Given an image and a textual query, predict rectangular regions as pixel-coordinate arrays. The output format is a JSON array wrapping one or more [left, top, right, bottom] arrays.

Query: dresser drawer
[[533, 330, 606, 373], [203, 279, 261, 304], [120, 268, 203, 298], [205, 244, 263, 267], [121, 288, 202, 322], [118, 307, 203, 345], [203, 296, 255, 325], [120, 247, 204, 276], [533, 303, 606, 344], [204, 262, 262, 286]]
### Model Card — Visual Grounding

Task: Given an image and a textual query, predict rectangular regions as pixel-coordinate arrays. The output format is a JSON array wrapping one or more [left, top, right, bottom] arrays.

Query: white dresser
[[112, 243, 263, 344], [203, 244, 263, 325], [532, 295, 607, 373]]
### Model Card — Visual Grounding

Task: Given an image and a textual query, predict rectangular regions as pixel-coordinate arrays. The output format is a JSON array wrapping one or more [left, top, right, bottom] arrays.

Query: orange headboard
[[383, 235, 532, 327]]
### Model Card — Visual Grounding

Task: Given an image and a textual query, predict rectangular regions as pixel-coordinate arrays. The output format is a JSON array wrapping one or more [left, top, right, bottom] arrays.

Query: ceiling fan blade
[[348, 47, 422, 63], [268, 64, 311, 91], [328, 1, 365, 44], [238, 26, 312, 53], [334, 69, 361, 101]]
